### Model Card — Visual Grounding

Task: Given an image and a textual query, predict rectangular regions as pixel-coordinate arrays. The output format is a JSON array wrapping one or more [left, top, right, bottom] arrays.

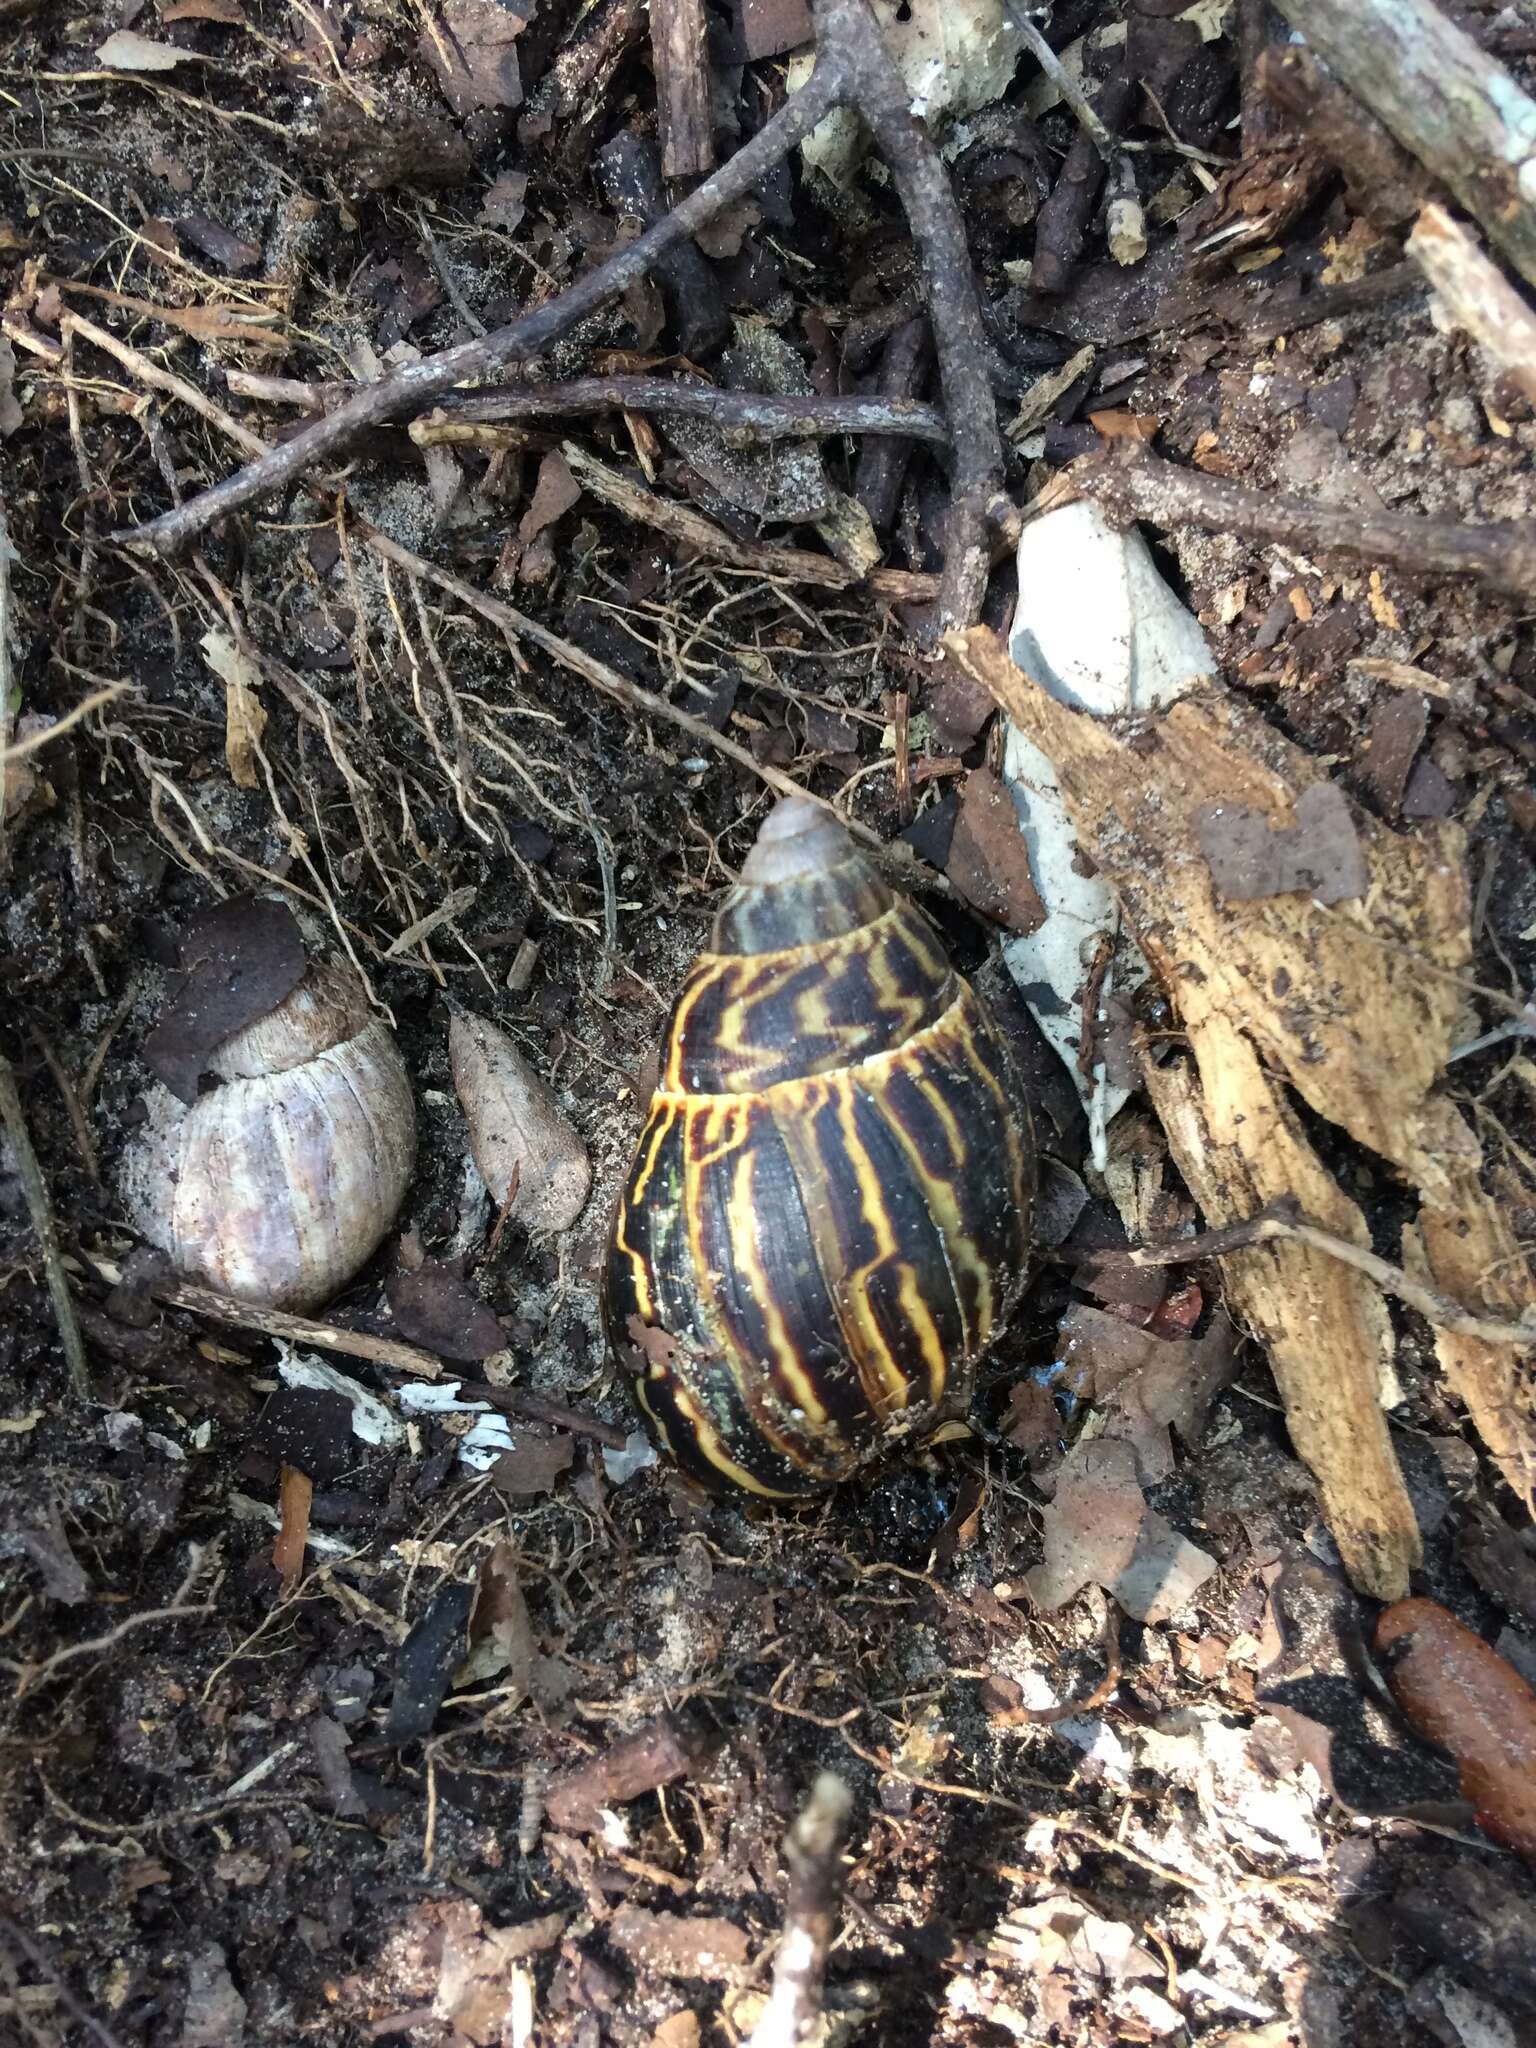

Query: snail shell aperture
[[121, 960, 417, 1312], [604, 794, 1035, 1497]]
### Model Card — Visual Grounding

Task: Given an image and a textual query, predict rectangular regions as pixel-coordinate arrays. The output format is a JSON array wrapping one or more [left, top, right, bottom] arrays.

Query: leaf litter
[[4, 0, 1536, 2039]]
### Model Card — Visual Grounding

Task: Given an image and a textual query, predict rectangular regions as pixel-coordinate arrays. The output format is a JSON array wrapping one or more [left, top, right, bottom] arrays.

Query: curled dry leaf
[[449, 1009, 590, 1233], [1377, 1597, 1536, 1862]]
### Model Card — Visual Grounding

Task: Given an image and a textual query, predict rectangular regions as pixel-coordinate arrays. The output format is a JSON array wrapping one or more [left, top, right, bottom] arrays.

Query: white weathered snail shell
[[121, 962, 417, 1311]]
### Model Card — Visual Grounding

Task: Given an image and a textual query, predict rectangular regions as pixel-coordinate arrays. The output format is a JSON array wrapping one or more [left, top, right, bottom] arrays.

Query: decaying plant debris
[[3, 0, 1536, 2040]]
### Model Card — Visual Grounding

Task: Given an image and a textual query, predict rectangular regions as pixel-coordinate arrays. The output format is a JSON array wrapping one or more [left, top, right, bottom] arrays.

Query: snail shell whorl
[[605, 794, 1034, 1498], [122, 961, 417, 1312]]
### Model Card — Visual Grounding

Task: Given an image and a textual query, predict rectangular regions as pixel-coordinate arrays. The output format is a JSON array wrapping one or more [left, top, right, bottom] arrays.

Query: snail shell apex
[[121, 960, 416, 1312], [605, 796, 1034, 1497]]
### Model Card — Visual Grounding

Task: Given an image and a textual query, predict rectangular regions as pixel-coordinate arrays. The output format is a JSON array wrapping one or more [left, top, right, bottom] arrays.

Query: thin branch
[[0, 682, 132, 760], [61, 309, 272, 460], [1003, 0, 1115, 161], [1074, 441, 1536, 599], [0, 1052, 93, 1400], [747, 1772, 854, 2048], [816, 0, 1005, 628], [432, 377, 949, 446], [83, 1253, 444, 1378], [118, 44, 852, 557], [117, 0, 1006, 627], [1131, 1197, 1536, 1347], [10, 1597, 214, 1696]]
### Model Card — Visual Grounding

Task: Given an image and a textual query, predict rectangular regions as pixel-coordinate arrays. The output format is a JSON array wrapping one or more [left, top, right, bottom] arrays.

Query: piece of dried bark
[[607, 1907, 749, 1980], [432, 1901, 566, 2043], [738, 0, 812, 60], [945, 766, 1046, 933], [1057, 1302, 1235, 1484], [545, 1713, 714, 1833], [385, 1580, 475, 1744], [518, 448, 580, 540], [176, 215, 261, 271], [1359, 689, 1428, 816], [141, 897, 306, 1105], [948, 623, 1488, 1596], [490, 1432, 575, 1498], [419, 0, 528, 116], [450, 1009, 591, 1232], [1193, 781, 1368, 905], [388, 1259, 505, 1361], [273, 1464, 313, 1591]]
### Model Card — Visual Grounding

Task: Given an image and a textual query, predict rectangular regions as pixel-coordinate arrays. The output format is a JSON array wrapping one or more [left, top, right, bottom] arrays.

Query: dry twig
[[83, 1254, 443, 1378], [1072, 441, 1536, 598], [650, 0, 714, 177], [1133, 1197, 1536, 1349], [747, 1772, 854, 2048], [119, 0, 1003, 627], [433, 377, 949, 445], [0, 1051, 93, 1400]]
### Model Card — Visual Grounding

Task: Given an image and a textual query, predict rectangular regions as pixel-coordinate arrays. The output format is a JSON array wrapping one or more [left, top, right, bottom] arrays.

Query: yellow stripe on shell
[[611, 1099, 680, 1323], [825, 1069, 951, 1410], [719, 1137, 831, 1431], [662, 903, 952, 1090], [633, 1365, 801, 1499]]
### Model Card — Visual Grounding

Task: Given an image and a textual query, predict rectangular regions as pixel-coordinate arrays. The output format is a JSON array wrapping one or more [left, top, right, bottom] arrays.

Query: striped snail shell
[[604, 794, 1034, 1498]]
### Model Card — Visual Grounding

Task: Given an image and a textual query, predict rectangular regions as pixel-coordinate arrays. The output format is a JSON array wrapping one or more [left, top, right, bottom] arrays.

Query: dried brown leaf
[[946, 765, 1046, 933], [1024, 1436, 1217, 1623], [450, 1009, 590, 1232]]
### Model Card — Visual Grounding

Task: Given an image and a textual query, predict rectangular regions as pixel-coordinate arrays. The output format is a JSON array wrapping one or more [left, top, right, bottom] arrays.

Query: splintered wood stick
[[1408, 203, 1536, 406], [650, 0, 715, 178], [1275, 0, 1536, 290]]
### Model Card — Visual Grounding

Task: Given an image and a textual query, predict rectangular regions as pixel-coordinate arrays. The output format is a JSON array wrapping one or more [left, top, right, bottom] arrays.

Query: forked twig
[[117, 0, 1004, 627]]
